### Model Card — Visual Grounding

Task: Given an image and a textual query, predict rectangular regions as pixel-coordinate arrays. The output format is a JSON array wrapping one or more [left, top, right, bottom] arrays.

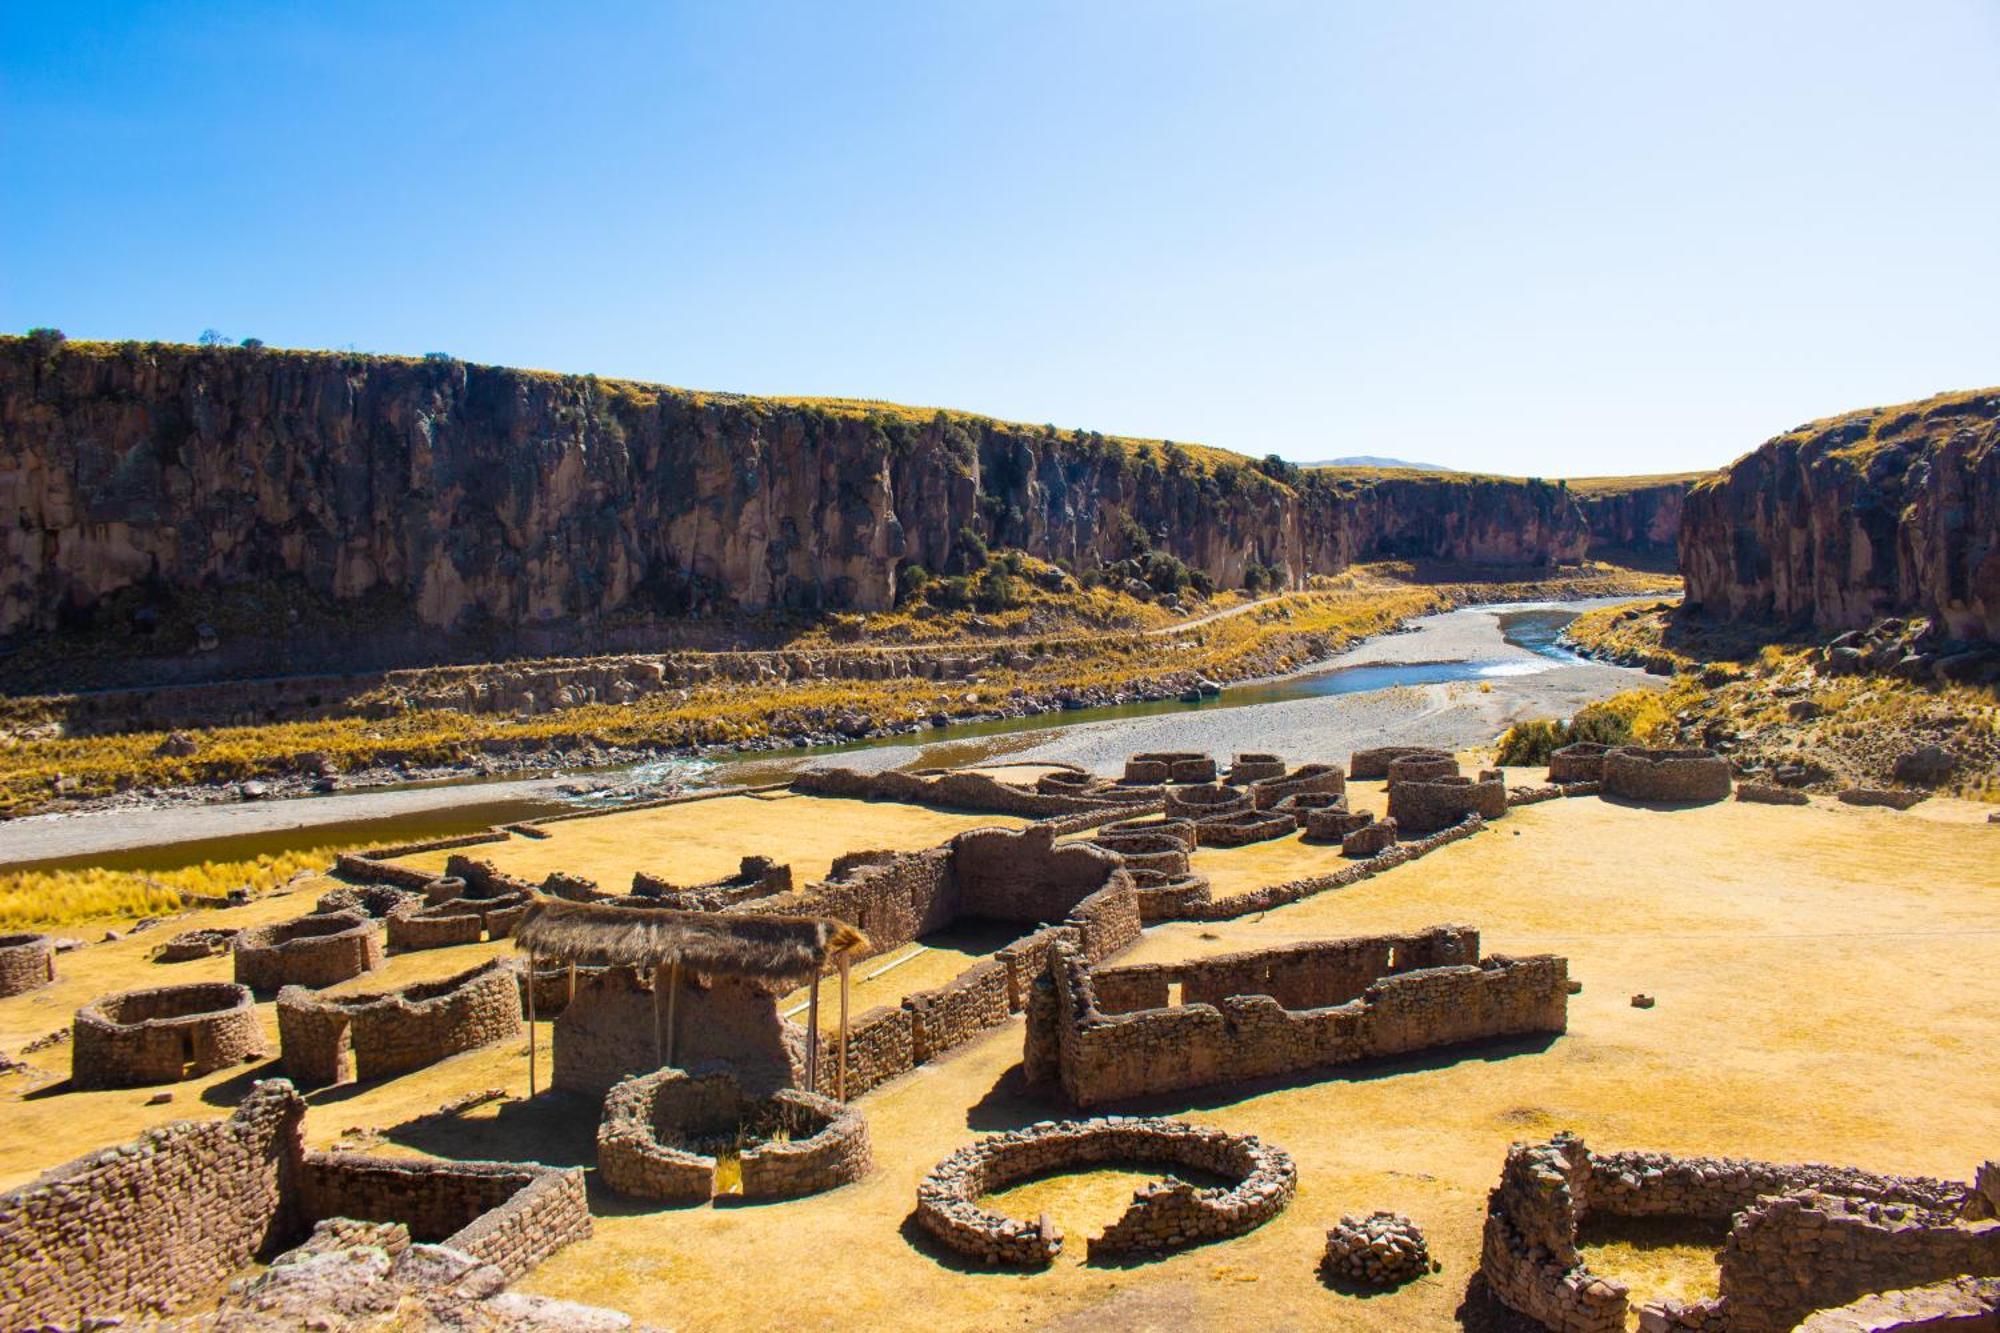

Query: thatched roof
[[513, 895, 867, 981]]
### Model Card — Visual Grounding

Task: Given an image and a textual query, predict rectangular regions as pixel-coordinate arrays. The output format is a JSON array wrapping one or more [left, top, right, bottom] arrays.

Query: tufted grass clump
[[0, 847, 341, 929]]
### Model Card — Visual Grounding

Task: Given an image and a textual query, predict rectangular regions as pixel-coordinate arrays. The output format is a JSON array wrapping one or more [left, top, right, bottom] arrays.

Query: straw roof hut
[[513, 894, 869, 1098]]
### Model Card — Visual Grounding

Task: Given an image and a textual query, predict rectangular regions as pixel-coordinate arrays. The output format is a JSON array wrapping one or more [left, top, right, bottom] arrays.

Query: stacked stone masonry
[[1601, 747, 1735, 804], [1195, 808, 1299, 847], [1548, 742, 1612, 783], [1025, 925, 1569, 1106], [1388, 774, 1508, 836], [1343, 818, 1400, 856], [792, 764, 1145, 817], [155, 927, 240, 962], [1226, 753, 1287, 783], [596, 1066, 870, 1202], [1164, 783, 1252, 822], [1386, 753, 1460, 785], [1124, 753, 1219, 784], [0, 1079, 590, 1326], [914, 1118, 1296, 1266], [276, 957, 524, 1086], [72, 981, 266, 1089], [1350, 746, 1452, 780], [0, 932, 55, 996], [1480, 1133, 2000, 1333], [234, 911, 384, 991], [1250, 762, 1347, 808]]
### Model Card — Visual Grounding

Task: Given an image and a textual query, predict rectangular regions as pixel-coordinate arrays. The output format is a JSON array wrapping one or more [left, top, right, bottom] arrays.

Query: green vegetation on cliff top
[[1689, 385, 1999, 491]]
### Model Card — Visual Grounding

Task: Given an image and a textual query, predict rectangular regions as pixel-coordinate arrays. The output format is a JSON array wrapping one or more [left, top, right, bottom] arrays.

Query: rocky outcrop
[[1573, 477, 1693, 562], [0, 339, 1604, 668], [1681, 388, 2000, 640]]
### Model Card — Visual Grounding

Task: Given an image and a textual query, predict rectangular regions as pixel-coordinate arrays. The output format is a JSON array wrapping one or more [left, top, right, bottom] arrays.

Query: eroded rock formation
[[1681, 388, 2000, 639], [2, 339, 1607, 663]]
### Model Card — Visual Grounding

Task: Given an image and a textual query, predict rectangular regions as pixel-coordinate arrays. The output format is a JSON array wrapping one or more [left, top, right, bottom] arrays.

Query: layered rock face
[[1574, 480, 1689, 562], [1, 339, 1596, 653], [1681, 389, 2000, 640]]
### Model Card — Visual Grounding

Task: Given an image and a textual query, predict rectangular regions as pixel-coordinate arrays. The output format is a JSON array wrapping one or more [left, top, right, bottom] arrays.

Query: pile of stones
[[1321, 1210, 1437, 1288]]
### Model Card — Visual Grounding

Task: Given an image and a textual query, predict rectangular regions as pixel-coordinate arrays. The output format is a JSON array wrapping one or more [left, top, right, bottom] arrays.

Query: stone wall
[[1194, 808, 1298, 847], [234, 911, 384, 991], [1350, 746, 1451, 780], [596, 1066, 871, 1203], [1386, 753, 1459, 785], [295, 1152, 589, 1282], [1125, 752, 1218, 784], [0, 932, 54, 997], [1163, 783, 1251, 821], [1796, 1276, 2000, 1332], [790, 765, 1135, 818], [631, 855, 793, 911], [913, 1118, 1295, 1267], [72, 981, 267, 1089], [1601, 746, 1734, 804], [553, 966, 806, 1097], [1388, 774, 1507, 836], [1549, 742, 1611, 783], [1343, 818, 1400, 856], [0, 1081, 305, 1327], [1226, 753, 1287, 783], [953, 824, 1125, 924], [1026, 926, 1568, 1107], [1480, 1133, 2000, 1333], [314, 884, 421, 918], [1248, 763, 1347, 809], [276, 958, 524, 1087]]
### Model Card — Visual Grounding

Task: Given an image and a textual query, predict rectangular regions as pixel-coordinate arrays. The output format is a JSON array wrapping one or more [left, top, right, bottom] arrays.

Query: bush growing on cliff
[[25, 327, 64, 353]]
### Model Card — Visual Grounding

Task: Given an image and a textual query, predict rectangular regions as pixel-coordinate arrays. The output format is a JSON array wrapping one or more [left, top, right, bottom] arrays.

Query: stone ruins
[[915, 1118, 1296, 1266], [1481, 1133, 2000, 1333], [276, 956, 524, 1086], [596, 1065, 871, 1203], [1322, 1210, 1437, 1289], [233, 909, 384, 991], [1600, 745, 1734, 804], [0, 1080, 591, 1327], [1025, 925, 1569, 1106], [71, 980, 266, 1089], [0, 931, 54, 997]]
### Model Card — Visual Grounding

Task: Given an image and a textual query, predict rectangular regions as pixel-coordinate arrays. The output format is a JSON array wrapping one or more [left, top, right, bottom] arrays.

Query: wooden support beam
[[804, 971, 821, 1095], [652, 964, 664, 1069], [664, 962, 682, 1066], [526, 951, 538, 1099], [837, 954, 851, 1101]]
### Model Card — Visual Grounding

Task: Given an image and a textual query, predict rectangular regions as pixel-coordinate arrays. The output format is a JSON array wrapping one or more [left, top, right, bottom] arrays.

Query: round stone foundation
[[0, 933, 56, 997], [1349, 745, 1451, 781], [1601, 747, 1733, 804], [915, 1118, 1296, 1267], [1163, 784, 1251, 822], [234, 911, 383, 992], [597, 1066, 871, 1203], [1250, 763, 1347, 809], [1386, 753, 1460, 785], [72, 981, 265, 1089], [1387, 774, 1507, 836], [1548, 742, 1612, 783], [1194, 809, 1297, 847], [1225, 753, 1287, 784]]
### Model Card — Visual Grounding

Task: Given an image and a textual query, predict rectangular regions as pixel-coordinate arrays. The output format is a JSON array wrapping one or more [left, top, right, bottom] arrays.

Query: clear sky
[[4, 2, 1997, 476]]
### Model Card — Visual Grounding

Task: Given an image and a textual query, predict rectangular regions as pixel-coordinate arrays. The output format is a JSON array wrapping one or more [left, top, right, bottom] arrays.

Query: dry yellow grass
[[0, 848, 345, 930], [2, 793, 1993, 1331], [390, 793, 1029, 890]]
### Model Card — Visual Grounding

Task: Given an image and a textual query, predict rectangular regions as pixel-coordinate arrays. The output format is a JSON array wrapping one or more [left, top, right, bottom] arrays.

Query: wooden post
[[567, 960, 576, 1007], [664, 961, 682, 1066], [837, 954, 851, 1101], [526, 952, 538, 1099], [804, 970, 820, 1095]]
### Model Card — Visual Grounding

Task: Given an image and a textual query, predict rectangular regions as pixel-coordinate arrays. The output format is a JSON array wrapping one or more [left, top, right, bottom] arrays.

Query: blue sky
[[4, 2, 1996, 475]]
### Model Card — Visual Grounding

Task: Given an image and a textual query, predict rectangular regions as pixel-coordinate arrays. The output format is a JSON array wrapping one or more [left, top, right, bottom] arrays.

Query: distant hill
[[1301, 455, 1451, 472]]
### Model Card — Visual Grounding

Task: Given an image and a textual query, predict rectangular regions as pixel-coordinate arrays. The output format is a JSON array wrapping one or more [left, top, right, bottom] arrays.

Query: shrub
[[423, 351, 454, 363], [24, 326, 65, 353], [198, 328, 228, 346], [926, 575, 973, 610], [239, 337, 265, 349], [951, 525, 988, 574]]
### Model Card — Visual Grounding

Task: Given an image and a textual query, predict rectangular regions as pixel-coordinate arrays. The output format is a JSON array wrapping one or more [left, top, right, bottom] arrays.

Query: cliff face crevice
[[1680, 390, 2000, 640], [3, 340, 1611, 655]]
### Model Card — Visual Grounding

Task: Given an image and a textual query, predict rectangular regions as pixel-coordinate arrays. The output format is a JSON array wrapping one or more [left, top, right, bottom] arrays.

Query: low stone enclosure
[[1549, 741, 1613, 783], [0, 1080, 590, 1328], [914, 1118, 1296, 1267], [154, 926, 241, 962], [632, 854, 795, 910], [596, 1065, 871, 1203], [1025, 925, 1569, 1107], [0, 931, 55, 997], [1249, 762, 1346, 808], [1481, 1133, 2000, 1333], [1387, 752, 1460, 784], [1349, 745, 1453, 780], [72, 981, 267, 1089], [1163, 782, 1252, 822], [1797, 1276, 2000, 1332], [1124, 752, 1219, 784], [543, 824, 1143, 1100], [1600, 745, 1735, 804], [1388, 773, 1508, 836], [234, 910, 384, 991], [793, 763, 1150, 818], [1227, 752, 1287, 783], [276, 956, 524, 1087]]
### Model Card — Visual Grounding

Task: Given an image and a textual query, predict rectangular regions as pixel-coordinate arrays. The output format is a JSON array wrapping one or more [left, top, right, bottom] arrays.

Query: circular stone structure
[[1321, 1211, 1437, 1288], [233, 911, 383, 992], [153, 927, 240, 963], [1349, 745, 1451, 781], [1601, 747, 1733, 804], [597, 1067, 871, 1203], [1386, 753, 1460, 786], [0, 933, 56, 997], [1226, 753, 1287, 784], [1250, 763, 1347, 809], [1194, 809, 1298, 847], [315, 883, 421, 918], [71, 981, 265, 1089], [1387, 774, 1507, 836], [1123, 752, 1217, 785], [1163, 784, 1251, 822], [1088, 830, 1191, 878], [915, 1118, 1296, 1267], [1547, 742, 1612, 783], [1093, 817, 1196, 852], [1304, 806, 1375, 842]]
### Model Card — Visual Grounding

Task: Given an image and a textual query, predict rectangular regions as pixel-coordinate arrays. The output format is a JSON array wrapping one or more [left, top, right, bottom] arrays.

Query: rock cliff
[[1572, 477, 1694, 564], [1680, 388, 2000, 640], [2, 338, 1608, 666]]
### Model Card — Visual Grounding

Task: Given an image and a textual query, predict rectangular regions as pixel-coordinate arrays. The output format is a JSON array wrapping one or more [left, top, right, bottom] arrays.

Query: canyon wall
[[1573, 479, 1690, 564], [1681, 389, 2000, 640], [3, 338, 1604, 666]]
